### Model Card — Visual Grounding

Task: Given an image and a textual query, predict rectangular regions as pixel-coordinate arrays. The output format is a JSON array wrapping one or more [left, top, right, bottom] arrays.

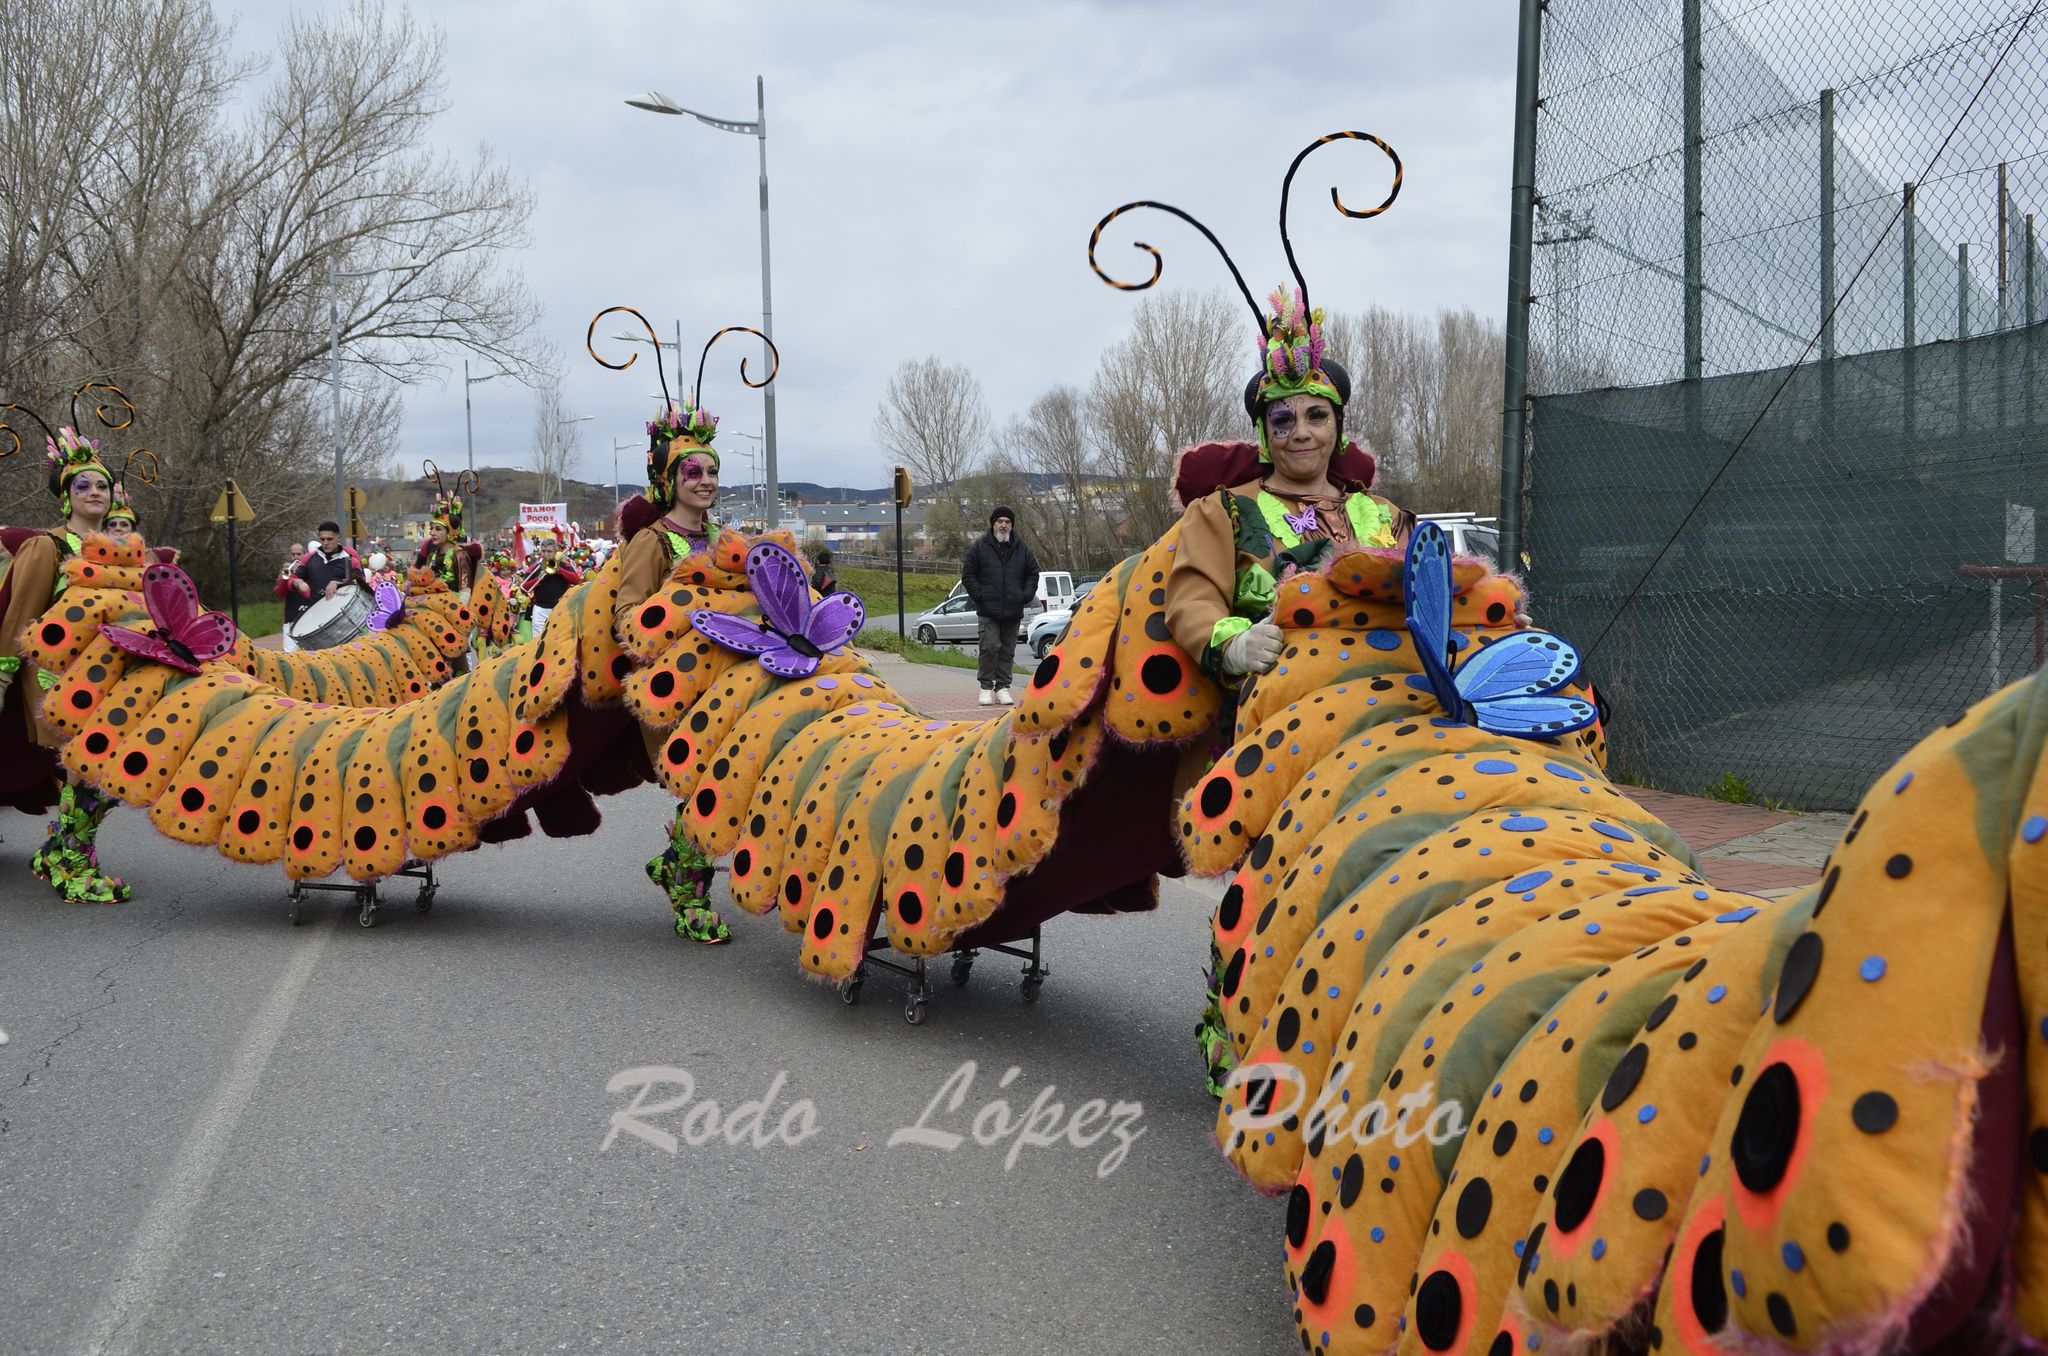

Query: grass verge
[[838, 566, 955, 618], [855, 627, 1028, 674], [1701, 771, 1799, 813]]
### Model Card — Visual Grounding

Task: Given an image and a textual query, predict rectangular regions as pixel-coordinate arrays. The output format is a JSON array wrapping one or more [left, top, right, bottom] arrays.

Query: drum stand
[[835, 928, 1049, 1026], [286, 860, 438, 929]]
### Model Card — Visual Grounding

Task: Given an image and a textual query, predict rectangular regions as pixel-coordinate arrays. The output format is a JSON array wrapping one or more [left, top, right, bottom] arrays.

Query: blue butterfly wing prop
[[1468, 692, 1600, 738], [1452, 629, 1582, 703], [1401, 522, 1463, 718]]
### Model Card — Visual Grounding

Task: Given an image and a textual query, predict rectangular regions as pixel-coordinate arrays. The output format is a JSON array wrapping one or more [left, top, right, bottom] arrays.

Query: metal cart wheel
[[950, 951, 976, 987], [287, 882, 306, 926], [356, 883, 381, 929], [416, 882, 437, 913], [904, 993, 927, 1025], [839, 972, 865, 1005], [1021, 974, 1042, 1003]]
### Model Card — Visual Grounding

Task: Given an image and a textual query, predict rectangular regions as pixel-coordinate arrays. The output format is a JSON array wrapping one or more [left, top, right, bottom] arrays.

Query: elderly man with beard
[[959, 505, 1038, 707]]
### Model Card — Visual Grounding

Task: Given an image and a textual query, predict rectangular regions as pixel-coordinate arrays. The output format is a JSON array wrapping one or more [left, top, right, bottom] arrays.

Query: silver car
[[912, 594, 987, 645]]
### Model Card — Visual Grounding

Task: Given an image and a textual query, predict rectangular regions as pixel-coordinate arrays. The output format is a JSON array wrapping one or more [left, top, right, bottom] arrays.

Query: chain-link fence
[[1524, 0, 2048, 809]]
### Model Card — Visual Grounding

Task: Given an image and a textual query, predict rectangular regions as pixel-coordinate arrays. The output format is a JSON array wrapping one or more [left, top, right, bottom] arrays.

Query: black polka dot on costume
[[1601, 1043, 1650, 1112], [1766, 1291, 1797, 1337], [1455, 1177, 1492, 1238], [1492, 1120, 1517, 1156], [1299, 1240, 1336, 1304], [1733, 1062, 1801, 1191], [1553, 1138, 1605, 1232], [1519, 1079, 1539, 1103], [1414, 1270, 1462, 1350], [1488, 1334, 1513, 1356], [1853, 1091, 1899, 1135], [1286, 1185, 1311, 1246], [1355, 1303, 1376, 1329], [1773, 931, 1823, 1024], [1633, 1187, 1668, 1221], [1885, 853, 1912, 878], [1691, 1228, 1729, 1331], [1827, 1221, 1851, 1252]]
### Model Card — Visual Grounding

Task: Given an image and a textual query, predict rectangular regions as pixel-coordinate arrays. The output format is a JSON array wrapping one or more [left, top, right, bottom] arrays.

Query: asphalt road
[[0, 785, 1293, 1355], [869, 613, 1040, 671]]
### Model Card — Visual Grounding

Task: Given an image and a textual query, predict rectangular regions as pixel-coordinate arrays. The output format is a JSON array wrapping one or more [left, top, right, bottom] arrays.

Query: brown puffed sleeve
[[1165, 493, 1243, 664], [612, 529, 674, 634], [0, 532, 60, 665]]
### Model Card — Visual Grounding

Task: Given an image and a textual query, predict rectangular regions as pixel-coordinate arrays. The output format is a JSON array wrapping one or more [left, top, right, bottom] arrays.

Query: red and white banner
[[514, 502, 577, 564]]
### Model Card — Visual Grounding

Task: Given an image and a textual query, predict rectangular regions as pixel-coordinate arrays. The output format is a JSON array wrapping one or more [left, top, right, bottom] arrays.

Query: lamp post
[[329, 252, 422, 527], [465, 359, 511, 477], [626, 78, 778, 530], [611, 437, 636, 525], [551, 414, 594, 503], [613, 319, 686, 401]]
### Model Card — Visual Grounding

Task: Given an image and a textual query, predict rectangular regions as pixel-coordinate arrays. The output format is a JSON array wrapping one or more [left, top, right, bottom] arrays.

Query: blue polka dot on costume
[[1715, 907, 1759, 923], [1731, 1269, 1747, 1299], [1585, 922, 1601, 935], [1590, 821, 1635, 842], [1860, 956, 1888, 981], [1784, 1241, 1806, 1272], [2025, 815, 2048, 844], [1502, 815, 1548, 832], [1537, 1126, 1554, 1144], [1544, 761, 1586, 781], [1707, 984, 1727, 1003], [1506, 869, 1553, 892], [1371, 1226, 1385, 1242], [1592, 1238, 1608, 1260], [1638, 1104, 1658, 1123], [1366, 629, 1402, 650], [1895, 771, 1914, 793], [1474, 758, 1518, 774]]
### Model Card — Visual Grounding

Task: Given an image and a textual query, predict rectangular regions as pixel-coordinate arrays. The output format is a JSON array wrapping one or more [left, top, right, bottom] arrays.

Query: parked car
[[930, 570, 1077, 644], [1026, 581, 1095, 659], [1417, 513, 1501, 563]]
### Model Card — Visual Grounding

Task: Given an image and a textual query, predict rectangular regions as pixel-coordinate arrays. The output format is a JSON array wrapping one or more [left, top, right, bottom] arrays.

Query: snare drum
[[289, 585, 373, 650]]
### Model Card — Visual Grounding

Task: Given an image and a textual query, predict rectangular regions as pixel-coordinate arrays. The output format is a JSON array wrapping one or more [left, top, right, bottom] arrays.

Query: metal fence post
[[1683, 0, 1704, 383], [1819, 89, 1836, 364], [1959, 243, 1972, 338], [1904, 182, 1917, 446], [1496, 0, 1544, 574]]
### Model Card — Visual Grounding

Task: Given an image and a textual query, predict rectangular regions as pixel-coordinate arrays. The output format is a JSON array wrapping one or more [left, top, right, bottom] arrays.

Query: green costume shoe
[[31, 782, 131, 905], [647, 807, 731, 944]]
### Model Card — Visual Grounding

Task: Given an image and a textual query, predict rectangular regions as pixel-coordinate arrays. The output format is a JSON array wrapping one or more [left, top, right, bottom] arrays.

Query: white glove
[[1220, 618, 1284, 677]]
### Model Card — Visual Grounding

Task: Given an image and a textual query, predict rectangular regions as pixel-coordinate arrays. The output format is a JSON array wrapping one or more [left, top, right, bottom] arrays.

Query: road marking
[[77, 918, 334, 1356]]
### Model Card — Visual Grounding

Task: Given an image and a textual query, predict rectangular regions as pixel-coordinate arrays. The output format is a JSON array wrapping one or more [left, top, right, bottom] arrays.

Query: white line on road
[[76, 918, 334, 1356]]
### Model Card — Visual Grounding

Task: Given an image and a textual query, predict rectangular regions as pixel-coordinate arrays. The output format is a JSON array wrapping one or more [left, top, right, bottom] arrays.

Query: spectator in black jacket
[[293, 522, 363, 601], [959, 506, 1038, 706]]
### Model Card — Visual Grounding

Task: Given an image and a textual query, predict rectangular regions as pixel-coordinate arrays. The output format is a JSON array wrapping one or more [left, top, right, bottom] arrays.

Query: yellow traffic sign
[[346, 484, 367, 511], [209, 480, 254, 524], [892, 466, 913, 508]]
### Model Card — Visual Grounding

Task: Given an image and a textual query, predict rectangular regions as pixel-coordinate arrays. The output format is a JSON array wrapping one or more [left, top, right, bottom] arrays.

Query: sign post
[[892, 466, 913, 645], [345, 484, 368, 550], [209, 480, 256, 627]]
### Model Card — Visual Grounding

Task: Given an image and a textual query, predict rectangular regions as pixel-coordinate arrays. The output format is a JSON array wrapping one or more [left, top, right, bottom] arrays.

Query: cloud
[[230, 0, 1517, 493]]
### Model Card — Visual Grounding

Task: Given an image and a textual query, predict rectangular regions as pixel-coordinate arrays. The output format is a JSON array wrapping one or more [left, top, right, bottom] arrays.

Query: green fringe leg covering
[[1197, 939, 1235, 1099], [645, 805, 730, 944], [31, 781, 131, 905]]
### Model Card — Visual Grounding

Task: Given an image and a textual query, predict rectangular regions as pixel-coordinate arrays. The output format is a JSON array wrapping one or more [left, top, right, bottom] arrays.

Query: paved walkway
[[855, 649, 1844, 898]]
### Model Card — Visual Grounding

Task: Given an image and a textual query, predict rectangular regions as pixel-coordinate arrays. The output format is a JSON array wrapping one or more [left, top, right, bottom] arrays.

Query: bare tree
[[995, 384, 1096, 567], [1085, 289, 1243, 547], [0, 0, 538, 603], [527, 352, 580, 503], [874, 356, 990, 557]]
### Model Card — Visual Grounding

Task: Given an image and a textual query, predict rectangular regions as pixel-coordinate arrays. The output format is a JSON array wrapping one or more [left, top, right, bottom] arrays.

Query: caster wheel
[[951, 956, 974, 987], [287, 884, 306, 927], [358, 898, 380, 929], [416, 887, 436, 913], [1021, 976, 1042, 1004], [904, 996, 927, 1026], [839, 975, 865, 1006]]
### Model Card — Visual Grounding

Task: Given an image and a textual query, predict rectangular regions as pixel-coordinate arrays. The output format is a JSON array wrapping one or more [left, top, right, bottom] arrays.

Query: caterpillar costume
[[8, 137, 2045, 1356]]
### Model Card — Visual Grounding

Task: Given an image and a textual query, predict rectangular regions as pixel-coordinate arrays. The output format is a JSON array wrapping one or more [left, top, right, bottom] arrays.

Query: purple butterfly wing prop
[[367, 580, 405, 631], [802, 591, 865, 655], [689, 608, 781, 655], [103, 564, 239, 674]]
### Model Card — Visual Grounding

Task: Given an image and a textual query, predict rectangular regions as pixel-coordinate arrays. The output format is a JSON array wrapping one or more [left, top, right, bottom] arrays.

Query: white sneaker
[[978, 689, 994, 706], [996, 689, 1014, 705]]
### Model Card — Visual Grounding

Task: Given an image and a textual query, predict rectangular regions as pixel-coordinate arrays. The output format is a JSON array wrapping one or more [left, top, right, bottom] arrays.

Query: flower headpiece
[[587, 305, 779, 510], [47, 426, 112, 501], [1087, 130, 1401, 463]]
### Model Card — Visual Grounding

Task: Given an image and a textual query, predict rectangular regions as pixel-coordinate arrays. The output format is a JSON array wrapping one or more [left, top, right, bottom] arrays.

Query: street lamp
[[465, 359, 513, 476], [613, 319, 686, 401], [611, 437, 637, 524], [329, 252, 423, 526], [626, 78, 779, 530], [549, 414, 594, 503]]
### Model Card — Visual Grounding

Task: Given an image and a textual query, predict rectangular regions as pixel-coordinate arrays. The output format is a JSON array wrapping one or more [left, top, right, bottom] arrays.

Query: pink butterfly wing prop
[[102, 622, 197, 674], [145, 564, 237, 663]]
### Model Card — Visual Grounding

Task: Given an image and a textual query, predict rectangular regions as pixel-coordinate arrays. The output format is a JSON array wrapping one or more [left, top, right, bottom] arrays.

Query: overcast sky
[[228, 1, 1521, 493]]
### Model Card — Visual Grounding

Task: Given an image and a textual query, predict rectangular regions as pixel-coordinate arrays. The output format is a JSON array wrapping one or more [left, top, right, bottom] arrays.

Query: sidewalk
[[856, 649, 1842, 898]]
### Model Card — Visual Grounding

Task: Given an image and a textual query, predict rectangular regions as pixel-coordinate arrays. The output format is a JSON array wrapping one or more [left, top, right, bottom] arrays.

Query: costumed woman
[[413, 484, 477, 594], [0, 410, 149, 903], [613, 393, 733, 945]]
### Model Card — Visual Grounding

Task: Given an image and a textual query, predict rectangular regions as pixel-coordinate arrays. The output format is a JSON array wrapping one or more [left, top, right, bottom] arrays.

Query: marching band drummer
[[295, 521, 363, 607]]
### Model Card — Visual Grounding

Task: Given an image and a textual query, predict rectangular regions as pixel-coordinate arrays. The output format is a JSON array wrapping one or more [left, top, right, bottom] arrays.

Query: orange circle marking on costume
[[1294, 1215, 1360, 1332], [1410, 1248, 1477, 1354], [1544, 1117, 1620, 1261], [1732, 1036, 1829, 1234], [1213, 865, 1259, 952], [1666, 1194, 1729, 1353]]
